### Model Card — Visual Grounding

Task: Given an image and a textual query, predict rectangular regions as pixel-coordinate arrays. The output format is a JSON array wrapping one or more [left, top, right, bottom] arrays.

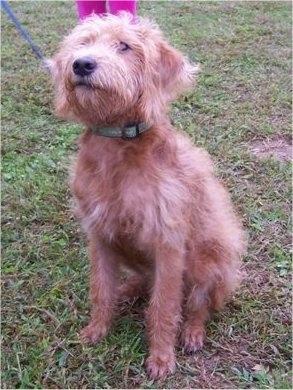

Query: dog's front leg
[[80, 237, 118, 344], [145, 245, 184, 380]]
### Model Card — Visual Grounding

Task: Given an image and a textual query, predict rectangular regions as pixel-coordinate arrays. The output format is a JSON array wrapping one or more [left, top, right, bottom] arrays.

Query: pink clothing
[[76, 0, 137, 20]]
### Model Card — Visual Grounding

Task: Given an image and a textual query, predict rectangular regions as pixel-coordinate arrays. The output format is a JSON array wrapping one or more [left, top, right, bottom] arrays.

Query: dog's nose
[[72, 57, 97, 76]]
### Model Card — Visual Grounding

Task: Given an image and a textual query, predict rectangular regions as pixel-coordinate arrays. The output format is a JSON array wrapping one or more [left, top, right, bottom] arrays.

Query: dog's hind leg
[[182, 278, 231, 353], [181, 243, 233, 353], [79, 237, 119, 344], [181, 182, 245, 354], [181, 283, 210, 353]]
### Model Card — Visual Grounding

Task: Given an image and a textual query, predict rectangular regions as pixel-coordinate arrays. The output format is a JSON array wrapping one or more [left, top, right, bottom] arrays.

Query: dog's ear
[[159, 41, 199, 98], [42, 58, 56, 76], [43, 57, 73, 119], [139, 38, 199, 124]]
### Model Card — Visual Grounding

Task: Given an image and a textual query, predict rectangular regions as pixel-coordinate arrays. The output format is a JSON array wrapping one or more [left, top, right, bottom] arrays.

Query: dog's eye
[[119, 42, 131, 52], [79, 38, 91, 46]]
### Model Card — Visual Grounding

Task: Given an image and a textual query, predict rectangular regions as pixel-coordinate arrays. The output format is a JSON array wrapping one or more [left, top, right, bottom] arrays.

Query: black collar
[[91, 121, 152, 139]]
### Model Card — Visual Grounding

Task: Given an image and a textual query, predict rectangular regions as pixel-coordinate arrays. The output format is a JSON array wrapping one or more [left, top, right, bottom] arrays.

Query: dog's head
[[46, 13, 199, 126]]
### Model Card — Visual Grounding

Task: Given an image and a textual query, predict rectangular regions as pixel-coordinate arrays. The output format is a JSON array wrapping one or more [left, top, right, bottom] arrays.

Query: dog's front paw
[[79, 321, 109, 344], [181, 324, 205, 353], [145, 351, 176, 380]]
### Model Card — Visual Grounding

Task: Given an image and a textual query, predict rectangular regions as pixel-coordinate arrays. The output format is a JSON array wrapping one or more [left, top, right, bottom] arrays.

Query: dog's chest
[[73, 152, 185, 245], [74, 160, 157, 235]]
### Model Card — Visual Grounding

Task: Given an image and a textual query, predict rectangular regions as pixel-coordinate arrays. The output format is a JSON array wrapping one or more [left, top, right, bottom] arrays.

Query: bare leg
[[76, 1, 106, 20], [80, 238, 118, 343], [109, 0, 137, 17], [145, 245, 184, 380]]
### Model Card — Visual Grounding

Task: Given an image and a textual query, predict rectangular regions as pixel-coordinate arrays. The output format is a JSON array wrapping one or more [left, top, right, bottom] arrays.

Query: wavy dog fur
[[47, 13, 247, 380]]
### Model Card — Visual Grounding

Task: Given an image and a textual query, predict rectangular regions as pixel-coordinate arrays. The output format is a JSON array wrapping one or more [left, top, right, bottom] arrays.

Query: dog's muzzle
[[72, 57, 97, 77]]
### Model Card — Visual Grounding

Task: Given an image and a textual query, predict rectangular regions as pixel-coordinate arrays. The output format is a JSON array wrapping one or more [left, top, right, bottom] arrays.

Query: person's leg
[[76, 1, 106, 20], [108, 0, 137, 17]]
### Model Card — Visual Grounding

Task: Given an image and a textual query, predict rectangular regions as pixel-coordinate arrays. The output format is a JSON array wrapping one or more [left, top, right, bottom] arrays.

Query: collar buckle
[[121, 122, 140, 140]]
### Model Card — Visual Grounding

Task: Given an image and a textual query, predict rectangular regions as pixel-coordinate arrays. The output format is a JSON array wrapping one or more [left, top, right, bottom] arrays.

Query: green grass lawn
[[1, 1, 292, 388]]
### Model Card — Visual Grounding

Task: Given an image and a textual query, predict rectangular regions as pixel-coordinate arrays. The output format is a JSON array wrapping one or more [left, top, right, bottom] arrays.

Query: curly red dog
[[47, 13, 246, 379]]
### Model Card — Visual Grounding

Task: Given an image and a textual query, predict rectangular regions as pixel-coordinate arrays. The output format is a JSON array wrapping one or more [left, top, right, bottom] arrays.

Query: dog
[[46, 13, 247, 380]]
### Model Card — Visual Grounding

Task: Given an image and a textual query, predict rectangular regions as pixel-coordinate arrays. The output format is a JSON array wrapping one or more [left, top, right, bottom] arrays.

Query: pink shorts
[[76, 0, 137, 20]]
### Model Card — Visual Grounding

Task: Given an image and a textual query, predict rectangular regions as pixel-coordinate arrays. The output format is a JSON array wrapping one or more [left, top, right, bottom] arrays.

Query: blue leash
[[1, 0, 44, 60]]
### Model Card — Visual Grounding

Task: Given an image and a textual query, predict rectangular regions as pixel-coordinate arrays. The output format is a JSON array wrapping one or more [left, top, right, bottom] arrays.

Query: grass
[[1, 1, 292, 388]]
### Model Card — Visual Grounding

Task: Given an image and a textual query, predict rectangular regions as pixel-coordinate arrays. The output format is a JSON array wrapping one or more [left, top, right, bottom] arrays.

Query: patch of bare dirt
[[249, 138, 292, 163]]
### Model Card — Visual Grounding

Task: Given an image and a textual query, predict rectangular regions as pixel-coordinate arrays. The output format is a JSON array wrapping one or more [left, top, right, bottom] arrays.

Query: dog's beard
[[64, 68, 140, 123], [70, 73, 105, 91], [74, 77, 95, 89], [66, 83, 135, 126], [71, 64, 137, 90]]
